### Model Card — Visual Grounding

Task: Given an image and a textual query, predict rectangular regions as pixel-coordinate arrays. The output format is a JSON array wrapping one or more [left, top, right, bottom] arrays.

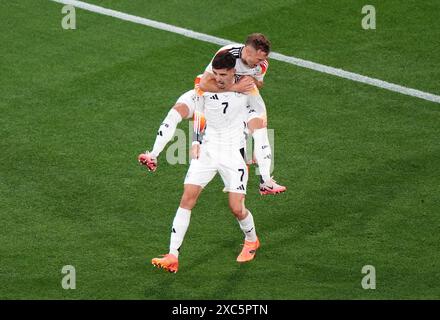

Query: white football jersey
[[197, 91, 248, 148], [193, 88, 266, 149], [205, 44, 269, 82]]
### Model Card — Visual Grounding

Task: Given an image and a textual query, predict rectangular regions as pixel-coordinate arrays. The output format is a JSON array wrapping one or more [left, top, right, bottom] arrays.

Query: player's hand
[[191, 143, 201, 159], [230, 76, 255, 94]]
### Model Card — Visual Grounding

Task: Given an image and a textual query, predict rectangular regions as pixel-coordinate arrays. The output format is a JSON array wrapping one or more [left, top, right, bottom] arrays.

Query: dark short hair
[[245, 33, 271, 53], [212, 50, 236, 70]]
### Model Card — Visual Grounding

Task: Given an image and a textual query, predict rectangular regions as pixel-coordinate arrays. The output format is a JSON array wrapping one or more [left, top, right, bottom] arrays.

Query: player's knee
[[180, 191, 198, 209], [173, 103, 189, 119], [247, 117, 266, 133]]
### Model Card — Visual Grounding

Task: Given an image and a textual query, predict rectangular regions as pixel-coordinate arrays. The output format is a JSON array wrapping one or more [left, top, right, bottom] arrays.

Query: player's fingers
[[241, 80, 252, 87], [242, 85, 255, 94]]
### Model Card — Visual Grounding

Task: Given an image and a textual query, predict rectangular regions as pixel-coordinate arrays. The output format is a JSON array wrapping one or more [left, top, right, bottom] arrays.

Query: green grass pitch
[[0, 0, 439, 299]]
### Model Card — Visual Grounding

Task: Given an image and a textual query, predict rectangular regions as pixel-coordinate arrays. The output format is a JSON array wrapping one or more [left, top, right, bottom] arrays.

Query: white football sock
[[169, 207, 191, 257], [252, 128, 272, 183], [151, 108, 182, 158], [237, 210, 257, 242]]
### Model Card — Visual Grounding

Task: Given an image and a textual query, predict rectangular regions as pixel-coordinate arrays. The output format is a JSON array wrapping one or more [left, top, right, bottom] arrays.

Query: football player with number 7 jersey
[[150, 52, 265, 273]]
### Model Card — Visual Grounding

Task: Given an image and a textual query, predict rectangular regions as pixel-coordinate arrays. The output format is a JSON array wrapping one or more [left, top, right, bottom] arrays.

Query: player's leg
[[228, 193, 260, 262], [218, 149, 260, 262], [150, 103, 188, 157], [168, 184, 203, 257], [151, 184, 201, 273], [228, 193, 257, 242], [139, 90, 196, 171], [247, 116, 270, 182], [247, 115, 286, 195], [152, 146, 217, 273]]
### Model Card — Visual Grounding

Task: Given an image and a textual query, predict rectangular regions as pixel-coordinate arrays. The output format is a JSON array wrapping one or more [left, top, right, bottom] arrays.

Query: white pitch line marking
[[51, 0, 440, 104]]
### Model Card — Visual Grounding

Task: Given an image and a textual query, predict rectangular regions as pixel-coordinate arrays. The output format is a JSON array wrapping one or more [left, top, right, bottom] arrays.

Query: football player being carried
[[139, 33, 286, 195], [151, 51, 265, 273]]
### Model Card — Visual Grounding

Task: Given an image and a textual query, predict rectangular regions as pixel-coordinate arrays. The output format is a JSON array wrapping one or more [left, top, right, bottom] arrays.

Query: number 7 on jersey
[[222, 102, 229, 114]]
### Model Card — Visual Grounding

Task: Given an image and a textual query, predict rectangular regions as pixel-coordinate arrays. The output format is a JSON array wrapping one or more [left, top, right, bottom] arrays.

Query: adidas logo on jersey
[[236, 184, 245, 191], [210, 94, 219, 100]]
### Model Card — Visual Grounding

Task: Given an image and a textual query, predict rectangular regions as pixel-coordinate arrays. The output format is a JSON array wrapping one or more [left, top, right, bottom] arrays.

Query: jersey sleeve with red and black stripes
[[259, 60, 269, 75]]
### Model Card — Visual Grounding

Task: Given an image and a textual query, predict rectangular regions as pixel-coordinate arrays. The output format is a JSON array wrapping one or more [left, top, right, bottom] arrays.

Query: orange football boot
[[151, 254, 179, 273], [236, 237, 260, 263]]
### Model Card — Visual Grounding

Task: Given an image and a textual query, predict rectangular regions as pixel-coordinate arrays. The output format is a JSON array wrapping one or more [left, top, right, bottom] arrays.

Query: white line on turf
[[51, 0, 440, 104]]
